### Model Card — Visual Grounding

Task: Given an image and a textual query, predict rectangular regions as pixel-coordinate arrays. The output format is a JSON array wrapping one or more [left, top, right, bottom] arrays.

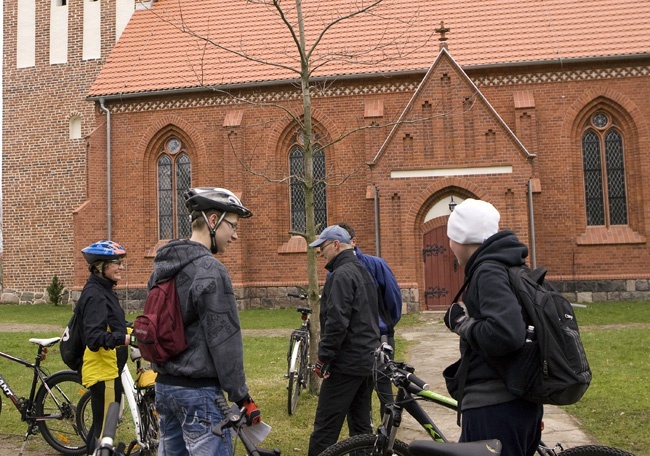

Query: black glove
[[236, 396, 261, 426], [314, 359, 330, 379], [444, 302, 468, 331]]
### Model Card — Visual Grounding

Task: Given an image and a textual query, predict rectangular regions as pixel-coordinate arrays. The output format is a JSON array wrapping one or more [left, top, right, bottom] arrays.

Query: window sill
[[576, 226, 646, 245], [278, 235, 307, 254]]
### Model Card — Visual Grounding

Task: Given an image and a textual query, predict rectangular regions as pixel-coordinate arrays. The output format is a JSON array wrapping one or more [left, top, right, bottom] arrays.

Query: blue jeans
[[155, 383, 232, 456]]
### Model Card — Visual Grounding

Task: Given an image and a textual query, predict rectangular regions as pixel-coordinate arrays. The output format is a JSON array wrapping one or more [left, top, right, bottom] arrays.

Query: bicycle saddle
[[409, 439, 502, 456], [29, 337, 61, 347]]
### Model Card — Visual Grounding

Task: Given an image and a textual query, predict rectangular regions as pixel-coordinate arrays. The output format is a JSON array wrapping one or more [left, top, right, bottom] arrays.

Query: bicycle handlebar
[[375, 343, 430, 392], [212, 394, 281, 456], [95, 402, 120, 456], [288, 293, 308, 300]]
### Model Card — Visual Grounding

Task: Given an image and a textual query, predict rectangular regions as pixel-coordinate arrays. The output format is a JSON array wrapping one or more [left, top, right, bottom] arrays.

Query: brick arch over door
[[412, 181, 487, 310]]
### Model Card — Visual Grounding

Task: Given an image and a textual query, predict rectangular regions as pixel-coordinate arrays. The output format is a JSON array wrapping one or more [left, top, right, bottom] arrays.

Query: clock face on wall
[[167, 138, 181, 154]]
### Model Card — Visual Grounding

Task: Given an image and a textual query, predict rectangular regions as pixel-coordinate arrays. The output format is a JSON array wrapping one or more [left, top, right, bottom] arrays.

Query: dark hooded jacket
[[449, 230, 529, 410], [318, 248, 380, 375], [148, 239, 249, 403]]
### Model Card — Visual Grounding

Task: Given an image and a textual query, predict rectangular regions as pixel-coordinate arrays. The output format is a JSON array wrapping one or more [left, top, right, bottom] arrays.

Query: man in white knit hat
[[443, 198, 543, 456]]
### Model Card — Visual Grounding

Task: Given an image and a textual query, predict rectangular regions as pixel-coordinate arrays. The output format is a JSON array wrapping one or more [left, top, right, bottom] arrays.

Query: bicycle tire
[[136, 388, 159, 455], [318, 434, 410, 456], [35, 370, 88, 455], [559, 445, 636, 456], [287, 337, 303, 415], [75, 389, 92, 441]]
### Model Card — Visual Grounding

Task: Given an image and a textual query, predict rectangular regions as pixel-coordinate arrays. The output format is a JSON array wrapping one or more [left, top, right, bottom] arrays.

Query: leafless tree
[[140, 0, 437, 392]]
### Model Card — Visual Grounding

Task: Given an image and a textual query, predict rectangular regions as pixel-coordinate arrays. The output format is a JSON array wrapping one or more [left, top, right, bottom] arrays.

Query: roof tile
[[89, 0, 650, 97]]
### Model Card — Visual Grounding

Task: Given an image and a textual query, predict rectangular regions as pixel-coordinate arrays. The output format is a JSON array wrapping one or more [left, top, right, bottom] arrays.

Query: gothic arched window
[[289, 142, 327, 234], [158, 137, 192, 239], [582, 112, 627, 226]]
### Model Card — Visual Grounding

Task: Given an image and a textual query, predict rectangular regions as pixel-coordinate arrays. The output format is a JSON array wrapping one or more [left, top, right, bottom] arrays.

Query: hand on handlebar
[[236, 396, 261, 426]]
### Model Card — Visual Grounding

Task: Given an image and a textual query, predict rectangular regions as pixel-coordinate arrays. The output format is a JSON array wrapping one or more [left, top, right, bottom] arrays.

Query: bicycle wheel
[[287, 337, 303, 415], [75, 389, 93, 441], [559, 445, 636, 456], [137, 388, 159, 455], [35, 370, 88, 455], [318, 434, 410, 456]]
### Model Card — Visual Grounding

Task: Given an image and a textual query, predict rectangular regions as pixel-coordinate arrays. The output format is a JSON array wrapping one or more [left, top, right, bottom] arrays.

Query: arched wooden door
[[422, 224, 465, 310]]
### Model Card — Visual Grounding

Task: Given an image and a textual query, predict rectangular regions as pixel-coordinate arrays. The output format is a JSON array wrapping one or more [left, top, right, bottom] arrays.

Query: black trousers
[[308, 372, 374, 456], [86, 377, 123, 455], [460, 398, 544, 456]]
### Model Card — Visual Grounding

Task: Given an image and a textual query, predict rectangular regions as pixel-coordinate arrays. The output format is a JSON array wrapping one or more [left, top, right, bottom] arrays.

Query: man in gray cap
[[443, 198, 543, 456], [307, 225, 380, 456]]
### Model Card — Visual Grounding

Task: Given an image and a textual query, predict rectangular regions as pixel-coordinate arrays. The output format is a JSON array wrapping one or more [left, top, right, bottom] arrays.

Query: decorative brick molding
[[473, 65, 650, 88]]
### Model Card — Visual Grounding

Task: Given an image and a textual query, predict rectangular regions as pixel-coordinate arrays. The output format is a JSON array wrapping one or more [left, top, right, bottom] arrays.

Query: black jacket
[[452, 230, 529, 410], [318, 249, 380, 376]]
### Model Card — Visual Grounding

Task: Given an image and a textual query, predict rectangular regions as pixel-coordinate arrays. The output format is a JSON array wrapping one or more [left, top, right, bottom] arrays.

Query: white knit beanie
[[447, 198, 500, 245]]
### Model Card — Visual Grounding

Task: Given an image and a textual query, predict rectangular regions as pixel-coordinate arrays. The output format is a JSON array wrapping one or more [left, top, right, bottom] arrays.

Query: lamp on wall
[[448, 196, 457, 213]]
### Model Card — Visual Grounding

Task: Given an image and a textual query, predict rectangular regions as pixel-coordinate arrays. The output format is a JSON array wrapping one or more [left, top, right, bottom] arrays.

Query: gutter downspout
[[374, 186, 381, 257], [528, 179, 536, 269], [99, 98, 111, 240]]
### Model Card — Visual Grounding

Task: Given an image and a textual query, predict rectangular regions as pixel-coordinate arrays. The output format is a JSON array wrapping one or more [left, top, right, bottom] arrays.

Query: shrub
[[46, 275, 66, 306]]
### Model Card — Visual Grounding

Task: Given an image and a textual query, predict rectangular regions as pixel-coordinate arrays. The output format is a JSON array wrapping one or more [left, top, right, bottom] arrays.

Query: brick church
[[3, 0, 650, 310]]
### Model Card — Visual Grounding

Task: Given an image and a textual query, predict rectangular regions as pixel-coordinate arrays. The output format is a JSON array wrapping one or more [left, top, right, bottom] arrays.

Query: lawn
[[0, 301, 647, 455]]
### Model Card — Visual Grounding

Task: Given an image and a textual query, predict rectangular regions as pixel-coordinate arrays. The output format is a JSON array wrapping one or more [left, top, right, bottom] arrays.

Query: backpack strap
[[450, 275, 472, 426]]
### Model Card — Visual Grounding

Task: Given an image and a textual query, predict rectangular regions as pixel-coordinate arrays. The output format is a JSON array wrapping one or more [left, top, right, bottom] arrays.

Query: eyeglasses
[[108, 259, 125, 266], [222, 219, 239, 232], [319, 241, 334, 251]]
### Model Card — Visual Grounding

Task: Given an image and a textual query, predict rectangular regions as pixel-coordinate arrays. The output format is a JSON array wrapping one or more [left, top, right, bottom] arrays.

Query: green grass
[[1, 302, 648, 455], [564, 302, 650, 455]]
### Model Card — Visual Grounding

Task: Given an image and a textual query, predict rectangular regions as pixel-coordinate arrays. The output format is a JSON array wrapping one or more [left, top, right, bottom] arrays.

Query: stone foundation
[[2, 280, 649, 309]]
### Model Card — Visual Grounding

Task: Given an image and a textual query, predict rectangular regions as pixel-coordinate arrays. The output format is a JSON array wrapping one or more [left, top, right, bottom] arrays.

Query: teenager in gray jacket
[[150, 187, 260, 456]]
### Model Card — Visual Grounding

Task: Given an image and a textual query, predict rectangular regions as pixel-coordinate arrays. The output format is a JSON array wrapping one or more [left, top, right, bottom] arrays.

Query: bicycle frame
[[120, 363, 144, 443], [0, 338, 59, 420], [1, 336, 88, 456], [374, 344, 561, 456]]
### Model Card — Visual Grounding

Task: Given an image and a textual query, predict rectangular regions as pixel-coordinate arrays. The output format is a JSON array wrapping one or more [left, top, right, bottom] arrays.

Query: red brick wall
[[4, 3, 649, 304], [2, 0, 115, 294], [74, 56, 650, 303]]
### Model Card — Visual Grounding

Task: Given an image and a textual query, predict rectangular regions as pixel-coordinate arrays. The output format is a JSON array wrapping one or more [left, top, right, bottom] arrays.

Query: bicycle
[[76, 345, 158, 455], [285, 290, 312, 415], [319, 343, 635, 456], [0, 335, 88, 455]]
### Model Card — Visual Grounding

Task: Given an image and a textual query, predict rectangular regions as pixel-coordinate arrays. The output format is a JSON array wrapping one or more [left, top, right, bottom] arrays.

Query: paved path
[[397, 313, 595, 450]]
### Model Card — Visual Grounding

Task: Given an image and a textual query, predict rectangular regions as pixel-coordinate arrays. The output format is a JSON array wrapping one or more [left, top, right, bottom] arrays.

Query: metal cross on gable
[[435, 21, 450, 42]]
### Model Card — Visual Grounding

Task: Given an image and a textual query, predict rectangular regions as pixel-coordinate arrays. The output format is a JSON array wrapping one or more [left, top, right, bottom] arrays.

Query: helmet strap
[[201, 211, 226, 254]]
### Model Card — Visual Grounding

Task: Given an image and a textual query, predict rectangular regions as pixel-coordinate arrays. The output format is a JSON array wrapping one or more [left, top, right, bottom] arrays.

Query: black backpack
[[452, 262, 591, 406], [133, 277, 188, 365], [60, 305, 85, 371]]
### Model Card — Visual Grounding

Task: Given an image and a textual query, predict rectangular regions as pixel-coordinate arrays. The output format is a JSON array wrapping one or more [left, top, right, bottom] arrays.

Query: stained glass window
[[158, 142, 191, 239], [290, 144, 327, 234], [581, 114, 627, 226]]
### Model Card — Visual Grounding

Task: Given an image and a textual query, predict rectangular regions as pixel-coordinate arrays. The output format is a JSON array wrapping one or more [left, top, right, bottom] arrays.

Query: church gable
[[371, 48, 533, 173]]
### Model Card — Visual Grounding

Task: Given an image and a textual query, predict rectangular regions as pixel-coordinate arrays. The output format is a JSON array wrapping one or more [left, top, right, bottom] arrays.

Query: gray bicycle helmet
[[183, 187, 252, 218]]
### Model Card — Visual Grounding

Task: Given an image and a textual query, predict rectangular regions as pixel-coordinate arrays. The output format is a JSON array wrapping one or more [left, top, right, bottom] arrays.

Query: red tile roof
[[89, 0, 650, 97]]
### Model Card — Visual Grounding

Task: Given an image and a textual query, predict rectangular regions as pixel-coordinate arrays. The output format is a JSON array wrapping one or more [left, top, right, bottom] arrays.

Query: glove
[[444, 302, 475, 339], [314, 359, 330, 379], [444, 302, 467, 331], [236, 396, 261, 426]]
